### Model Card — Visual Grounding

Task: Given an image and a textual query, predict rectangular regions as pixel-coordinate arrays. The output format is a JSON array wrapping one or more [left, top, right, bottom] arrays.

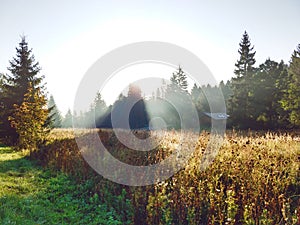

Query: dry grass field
[[30, 128, 300, 224]]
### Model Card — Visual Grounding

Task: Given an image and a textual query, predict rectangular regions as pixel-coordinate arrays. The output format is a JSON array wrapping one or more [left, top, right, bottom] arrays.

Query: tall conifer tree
[[229, 31, 256, 128], [0, 36, 45, 144], [47, 95, 62, 128]]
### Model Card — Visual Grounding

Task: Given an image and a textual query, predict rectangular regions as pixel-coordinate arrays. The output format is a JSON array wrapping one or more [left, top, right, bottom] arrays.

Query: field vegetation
[[0, 146, 131, 224], [21, 129, 300, 224]]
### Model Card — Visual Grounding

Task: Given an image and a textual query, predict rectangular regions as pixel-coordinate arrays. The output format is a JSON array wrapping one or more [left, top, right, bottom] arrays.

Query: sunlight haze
[[1, 0, 299, 114]]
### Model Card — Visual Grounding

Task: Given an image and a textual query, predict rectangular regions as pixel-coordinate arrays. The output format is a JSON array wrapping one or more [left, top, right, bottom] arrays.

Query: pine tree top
[[8, 36, 41, 82], [170, 66, 188, 92], [234, 31, 256, 78], [4, 36, 44, 106]]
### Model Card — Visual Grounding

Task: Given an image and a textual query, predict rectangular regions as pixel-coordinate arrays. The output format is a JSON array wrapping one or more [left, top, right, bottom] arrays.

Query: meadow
[[1, 129, 299, 224], [0, 146, 131, 224]]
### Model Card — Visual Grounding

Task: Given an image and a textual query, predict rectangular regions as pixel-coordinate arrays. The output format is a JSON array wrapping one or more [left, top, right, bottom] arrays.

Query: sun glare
[[43, 17, 229, 114]]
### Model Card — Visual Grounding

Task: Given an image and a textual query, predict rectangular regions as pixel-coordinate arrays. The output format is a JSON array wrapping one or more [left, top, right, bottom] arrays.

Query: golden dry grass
[[35, 129, 299, 224]]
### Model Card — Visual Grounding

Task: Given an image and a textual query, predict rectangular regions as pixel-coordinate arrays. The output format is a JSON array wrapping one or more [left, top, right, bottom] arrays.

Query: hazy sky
[[1, 0, 299, 114]]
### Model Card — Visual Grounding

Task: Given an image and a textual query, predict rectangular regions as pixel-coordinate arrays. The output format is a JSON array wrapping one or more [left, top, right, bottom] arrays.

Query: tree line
[[228, 31, 300, 129], [0, 32, 299, 147], [66, 31, 300, 131]]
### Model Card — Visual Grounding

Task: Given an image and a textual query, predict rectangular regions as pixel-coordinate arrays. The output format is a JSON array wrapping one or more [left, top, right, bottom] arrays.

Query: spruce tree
[[168, 66, 188, 93], [47, 95, 62, 128], [166, 66, 193, 129], [234, 31, 256, 78], [229, 31, 256, 129], [94, 92, 107, 121], [0, 36, 45, 144]]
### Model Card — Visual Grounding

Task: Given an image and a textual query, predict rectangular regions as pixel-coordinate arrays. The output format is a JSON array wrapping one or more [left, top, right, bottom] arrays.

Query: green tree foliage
[[80, 92, 108, 128], [9, 83, 48, 152], [191, 83, 209, 113], [252, 59, 290, 129], [191, 83, 202, 112], [191, 83, 230, 113], [94, 92, 107, 121], [168, 66, 188, 93], [47, 95, 62, 128], [72, 92, 109, 128], [229, 31, 257, 129], [165, 66, 192, 129], [281, 44, 300, 127], [89, 92, 108, 128], [61, 109, 73, 128], [219, 80, 232, 107], [190, 83, 229, 129], [0, 36, 45, 144]]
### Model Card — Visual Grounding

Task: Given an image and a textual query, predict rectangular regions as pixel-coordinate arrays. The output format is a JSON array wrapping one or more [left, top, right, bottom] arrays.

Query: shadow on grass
[[0, 147, 130, 224], [0, 148, 77, 224], [0, 144, 6, 148], [0, 148, 38, 174]]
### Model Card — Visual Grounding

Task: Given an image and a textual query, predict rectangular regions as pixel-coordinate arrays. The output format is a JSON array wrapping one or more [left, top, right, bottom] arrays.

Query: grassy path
[[0, 147, 122, 225]]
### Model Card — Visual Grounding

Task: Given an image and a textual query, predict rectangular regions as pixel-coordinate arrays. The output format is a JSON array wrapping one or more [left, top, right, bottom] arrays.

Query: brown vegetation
[[32, 129, 300, 224]]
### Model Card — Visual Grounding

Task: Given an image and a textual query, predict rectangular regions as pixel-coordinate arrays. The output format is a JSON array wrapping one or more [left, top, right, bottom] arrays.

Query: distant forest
[[1, 31, 300, 143], [56, 31, 300, 130]]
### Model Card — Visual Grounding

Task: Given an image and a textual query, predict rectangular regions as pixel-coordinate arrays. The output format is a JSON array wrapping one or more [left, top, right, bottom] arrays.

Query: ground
[[0, 147, 122, 225]]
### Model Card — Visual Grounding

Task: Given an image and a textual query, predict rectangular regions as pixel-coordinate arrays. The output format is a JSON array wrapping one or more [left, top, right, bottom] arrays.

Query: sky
[[0, 0, 300, 114]]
